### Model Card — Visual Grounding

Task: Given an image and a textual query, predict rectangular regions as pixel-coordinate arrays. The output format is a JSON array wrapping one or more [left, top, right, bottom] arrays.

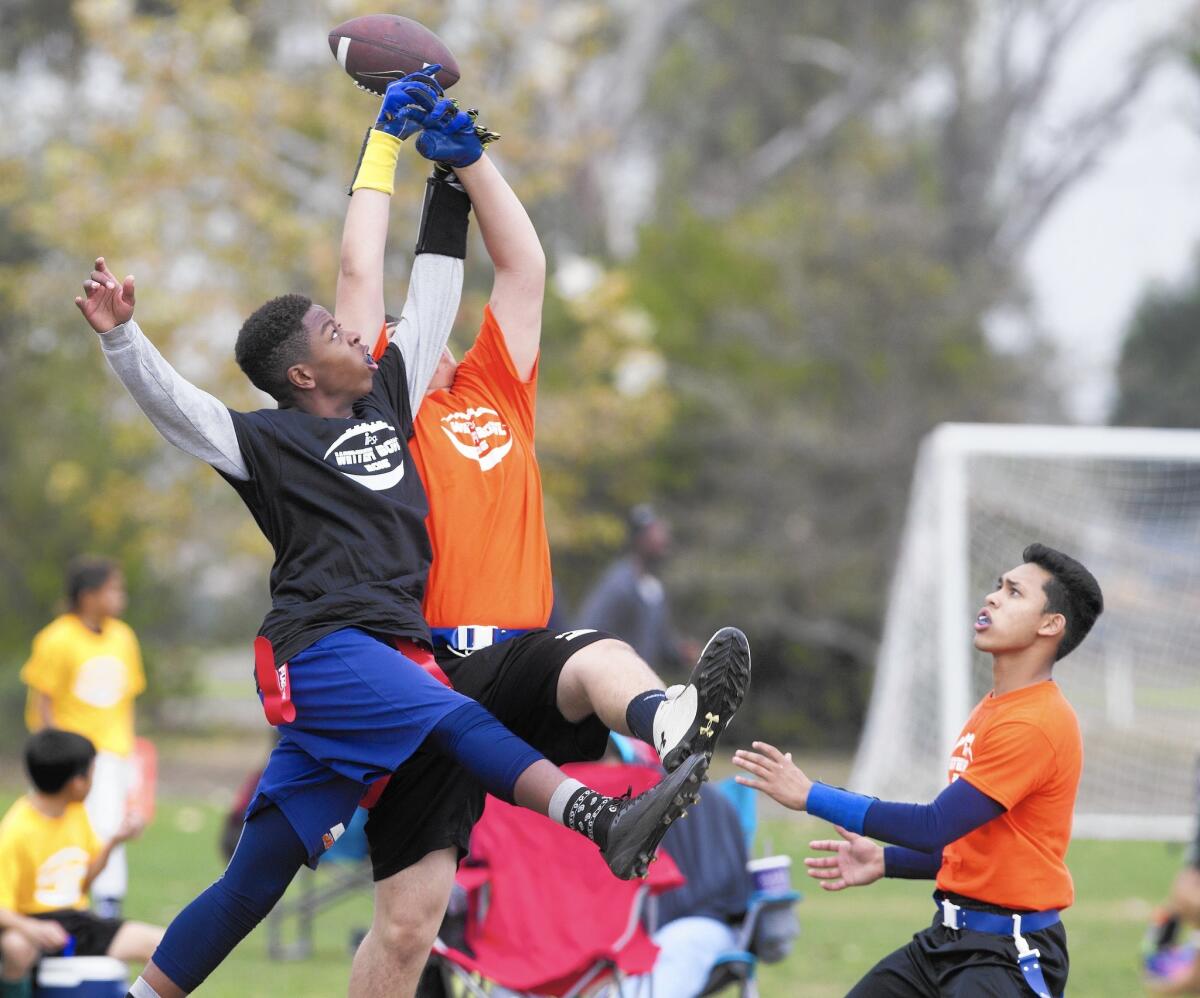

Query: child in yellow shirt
[[0, 730, 162, 998], [21, 557, 146, 917]]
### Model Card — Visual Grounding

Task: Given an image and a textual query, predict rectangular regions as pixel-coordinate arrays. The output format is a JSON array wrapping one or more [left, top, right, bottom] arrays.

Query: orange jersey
[[937, 680, 1082, 911], [379, 307, 552, 628]]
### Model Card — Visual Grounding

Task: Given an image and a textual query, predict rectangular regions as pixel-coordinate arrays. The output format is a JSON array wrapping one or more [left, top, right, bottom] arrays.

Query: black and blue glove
[[374, 66, 444, 139], [416, 98, 489, 168]]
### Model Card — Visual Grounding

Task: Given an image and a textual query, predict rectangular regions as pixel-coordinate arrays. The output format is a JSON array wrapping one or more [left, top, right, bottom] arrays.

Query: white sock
[[547, 778, 587, 824], [129, 978, 164, 998]]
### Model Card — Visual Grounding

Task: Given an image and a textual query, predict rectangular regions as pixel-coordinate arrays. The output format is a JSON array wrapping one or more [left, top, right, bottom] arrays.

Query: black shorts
[[365, 627, 615, 881], [846, 908, 1068, 997], [30, 909, 123, 957]]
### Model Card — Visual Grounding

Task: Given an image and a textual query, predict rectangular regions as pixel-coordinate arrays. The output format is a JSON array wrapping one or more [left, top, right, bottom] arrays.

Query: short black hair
[[66, 555, 119, 609], [1022, 542, 1104, 661], [25, 729, 96, 794], [235, 294, 313, 403]]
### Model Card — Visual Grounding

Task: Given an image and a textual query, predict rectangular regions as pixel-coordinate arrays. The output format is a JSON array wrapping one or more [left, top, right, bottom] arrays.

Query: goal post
[[850, 422, 1200, 841]]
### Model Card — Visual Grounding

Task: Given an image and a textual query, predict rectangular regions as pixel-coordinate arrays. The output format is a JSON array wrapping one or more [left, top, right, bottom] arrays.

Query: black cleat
[[654, 626, 751, 772], [601, 752, 708, 879]]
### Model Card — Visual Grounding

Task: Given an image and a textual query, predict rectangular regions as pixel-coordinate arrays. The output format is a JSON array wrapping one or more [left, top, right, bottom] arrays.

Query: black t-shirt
[[220, 342, 431, 665]]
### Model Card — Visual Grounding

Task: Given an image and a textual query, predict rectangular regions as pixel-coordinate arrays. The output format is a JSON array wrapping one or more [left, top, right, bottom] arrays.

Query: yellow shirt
[[0, 797, 100, 915], [21, 614, 146, 756]]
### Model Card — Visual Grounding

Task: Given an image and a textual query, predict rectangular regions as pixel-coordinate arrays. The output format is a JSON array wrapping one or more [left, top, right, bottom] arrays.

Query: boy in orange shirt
[[733, 543, 1103, 997], [336, 76, 750, 996]]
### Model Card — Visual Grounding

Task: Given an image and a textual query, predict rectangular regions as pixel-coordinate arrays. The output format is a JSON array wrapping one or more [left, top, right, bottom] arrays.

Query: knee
[[373, 898, 444, 963], [0, 930, 39, 978]]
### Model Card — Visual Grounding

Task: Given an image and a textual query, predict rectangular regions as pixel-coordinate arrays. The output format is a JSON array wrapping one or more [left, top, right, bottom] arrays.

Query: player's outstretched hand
[[375, 66, 443, 139], [415, 98, 488, 168], [75, 257, 135, 334], [733, 740, 813, 811], [806, 826, 884, 891]]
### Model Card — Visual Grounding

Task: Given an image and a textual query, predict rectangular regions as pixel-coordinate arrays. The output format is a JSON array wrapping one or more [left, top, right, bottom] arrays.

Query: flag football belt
[[937, 897, 1061, 998], [431, 626, 532, 656], [252, 635, 453, 728]]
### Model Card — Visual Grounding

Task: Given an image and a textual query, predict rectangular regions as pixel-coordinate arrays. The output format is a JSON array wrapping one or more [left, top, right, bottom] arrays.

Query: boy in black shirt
[[76, 83, 706, 998]]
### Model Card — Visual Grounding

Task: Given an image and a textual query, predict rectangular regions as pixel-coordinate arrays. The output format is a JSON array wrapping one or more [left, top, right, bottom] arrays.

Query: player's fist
[[415, 98, 486, 168], [75, 257, 135, 334], [22, 916, 70, 951], [375, 66, 443, 139]]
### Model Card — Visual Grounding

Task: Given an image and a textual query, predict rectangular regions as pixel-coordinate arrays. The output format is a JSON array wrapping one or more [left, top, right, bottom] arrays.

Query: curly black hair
[[1022, 542, 1104, 661], [235, 294, 313, 403]]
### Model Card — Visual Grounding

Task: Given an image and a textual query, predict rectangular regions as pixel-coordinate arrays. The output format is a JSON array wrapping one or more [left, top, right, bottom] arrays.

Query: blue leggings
[[150, 699, 544, 991]]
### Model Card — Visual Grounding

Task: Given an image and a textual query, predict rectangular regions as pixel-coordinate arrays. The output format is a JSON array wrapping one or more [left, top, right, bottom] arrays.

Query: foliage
[[0, 0, 1178, 739], [1111, 255, 1200, 429]]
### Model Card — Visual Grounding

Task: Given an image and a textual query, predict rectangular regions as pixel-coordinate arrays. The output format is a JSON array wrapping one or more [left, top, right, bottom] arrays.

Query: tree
[[1111, 256, 1200, 428]]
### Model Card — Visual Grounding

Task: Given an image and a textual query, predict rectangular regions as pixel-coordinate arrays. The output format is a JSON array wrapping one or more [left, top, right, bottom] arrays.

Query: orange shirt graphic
[[937, 680, 1082, 911], [377, 307, 552, 628]]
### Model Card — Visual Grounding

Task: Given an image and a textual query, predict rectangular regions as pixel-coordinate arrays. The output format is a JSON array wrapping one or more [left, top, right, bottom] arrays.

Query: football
[[328, 14, 460, 96]]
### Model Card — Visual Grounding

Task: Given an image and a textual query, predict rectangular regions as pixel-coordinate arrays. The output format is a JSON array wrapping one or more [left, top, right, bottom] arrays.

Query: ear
[[1038, 612, 1066, 640], [287, 362, 316, 393]]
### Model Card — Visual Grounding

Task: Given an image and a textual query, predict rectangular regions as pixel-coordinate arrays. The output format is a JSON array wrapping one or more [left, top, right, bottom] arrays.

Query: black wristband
[[347, 127, 373, 197], [415, 175, 472, 258]]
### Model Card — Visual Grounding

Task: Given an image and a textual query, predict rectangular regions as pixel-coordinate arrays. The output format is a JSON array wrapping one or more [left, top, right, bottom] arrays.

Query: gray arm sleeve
[[98, 319, 249, 480], [387, 254, 464, 415]]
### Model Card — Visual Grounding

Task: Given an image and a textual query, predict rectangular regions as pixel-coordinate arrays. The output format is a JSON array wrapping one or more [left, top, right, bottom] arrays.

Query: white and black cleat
[[601, 751, 708, 880], [654, 626, 751, 773]]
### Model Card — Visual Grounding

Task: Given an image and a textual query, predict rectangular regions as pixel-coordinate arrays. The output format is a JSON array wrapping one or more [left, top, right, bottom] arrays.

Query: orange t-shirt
[[379, 307, 552, 628], [937, 679, 1082, 911]]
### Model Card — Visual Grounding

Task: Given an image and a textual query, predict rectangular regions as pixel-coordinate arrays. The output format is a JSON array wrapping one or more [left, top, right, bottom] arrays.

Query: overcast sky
[[1021, 0, 1200, 423]]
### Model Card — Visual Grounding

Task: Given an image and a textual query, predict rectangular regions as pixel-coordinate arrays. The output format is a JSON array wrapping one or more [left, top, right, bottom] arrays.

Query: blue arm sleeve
[[883, 845, 943, 880], [861, 778, 1005, 852]]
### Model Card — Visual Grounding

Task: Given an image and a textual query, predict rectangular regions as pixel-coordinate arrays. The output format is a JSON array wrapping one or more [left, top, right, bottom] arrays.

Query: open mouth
[[974, 609, 991, 632], [363, 347, 378, 371]]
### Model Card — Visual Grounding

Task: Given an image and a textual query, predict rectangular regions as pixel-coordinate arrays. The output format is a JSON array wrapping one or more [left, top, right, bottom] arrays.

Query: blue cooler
[[34, 957, 127, 997]]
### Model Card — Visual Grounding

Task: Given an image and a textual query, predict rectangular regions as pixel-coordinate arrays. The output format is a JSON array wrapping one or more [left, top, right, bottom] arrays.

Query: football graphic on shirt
[[323, 420, 406, 491], [439, 406, 513, 471]]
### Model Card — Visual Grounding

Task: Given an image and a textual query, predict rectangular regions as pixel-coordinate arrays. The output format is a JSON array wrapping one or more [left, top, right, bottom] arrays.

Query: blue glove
[[375, 66, 444, 139], [415, 98, 486, 168]]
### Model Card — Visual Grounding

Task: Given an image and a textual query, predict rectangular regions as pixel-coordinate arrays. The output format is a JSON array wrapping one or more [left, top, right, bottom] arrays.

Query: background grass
[[1, 773, 1186, 996]]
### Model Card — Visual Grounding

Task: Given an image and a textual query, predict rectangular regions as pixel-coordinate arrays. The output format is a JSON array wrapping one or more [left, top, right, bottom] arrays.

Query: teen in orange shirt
[[733, 543, 1103, 997], [335, 77, 751, 997]]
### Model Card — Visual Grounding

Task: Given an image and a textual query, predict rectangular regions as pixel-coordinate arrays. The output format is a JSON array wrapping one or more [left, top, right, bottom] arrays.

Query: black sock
[[562, 785, 627, 848], [625, 690, 666, 744]]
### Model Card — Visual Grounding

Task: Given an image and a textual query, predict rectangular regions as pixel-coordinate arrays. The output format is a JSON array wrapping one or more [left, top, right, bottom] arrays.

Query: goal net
[[850, 423, 1200, 840]]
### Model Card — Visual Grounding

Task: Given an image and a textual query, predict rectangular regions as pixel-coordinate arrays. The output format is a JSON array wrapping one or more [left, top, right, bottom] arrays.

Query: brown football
[[328, 14, 459, 96]]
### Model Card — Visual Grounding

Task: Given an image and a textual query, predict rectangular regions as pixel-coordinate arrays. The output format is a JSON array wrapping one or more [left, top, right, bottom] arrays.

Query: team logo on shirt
[[948, 732, 975, 782], [439, 406, 513, 471], [323, 420, 405, 491], [72, 655, 129, 708], [35, 846, 90, 908]]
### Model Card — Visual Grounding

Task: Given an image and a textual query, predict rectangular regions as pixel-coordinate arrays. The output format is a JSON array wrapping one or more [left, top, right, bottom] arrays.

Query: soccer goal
[[850, 422, 1200, 841]]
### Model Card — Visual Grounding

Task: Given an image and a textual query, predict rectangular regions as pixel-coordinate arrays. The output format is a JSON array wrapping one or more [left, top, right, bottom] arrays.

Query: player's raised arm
[[76, 257, 248, 480], [336, 72, 441, 343], [336, 73, 470, 413], [423, 106, 545, 381]]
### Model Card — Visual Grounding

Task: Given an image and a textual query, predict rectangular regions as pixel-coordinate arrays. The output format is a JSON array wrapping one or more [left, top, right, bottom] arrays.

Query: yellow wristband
[[350, 129, 403, 195]]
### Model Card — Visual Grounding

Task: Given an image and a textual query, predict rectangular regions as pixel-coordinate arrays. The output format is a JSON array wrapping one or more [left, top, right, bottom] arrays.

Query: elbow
[[497, 245, 546, 293]]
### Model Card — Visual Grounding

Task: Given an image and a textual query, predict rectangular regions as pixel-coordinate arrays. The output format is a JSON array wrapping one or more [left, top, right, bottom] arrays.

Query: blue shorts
[[246, 628, 469, 865]]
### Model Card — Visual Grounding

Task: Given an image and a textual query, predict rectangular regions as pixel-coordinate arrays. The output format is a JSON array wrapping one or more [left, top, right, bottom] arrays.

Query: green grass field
[[1, 787, 1180, 997]]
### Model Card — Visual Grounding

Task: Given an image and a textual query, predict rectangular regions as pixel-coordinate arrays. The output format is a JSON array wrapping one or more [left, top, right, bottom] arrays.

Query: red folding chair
[[431, 762, 686, 997]]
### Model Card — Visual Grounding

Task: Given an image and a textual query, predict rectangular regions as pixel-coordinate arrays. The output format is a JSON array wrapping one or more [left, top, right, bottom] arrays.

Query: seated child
[[0, 729, 163, 998]]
